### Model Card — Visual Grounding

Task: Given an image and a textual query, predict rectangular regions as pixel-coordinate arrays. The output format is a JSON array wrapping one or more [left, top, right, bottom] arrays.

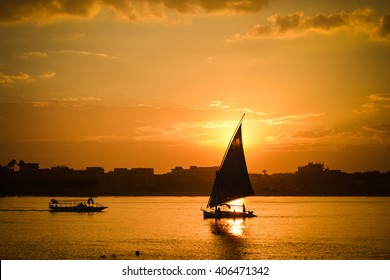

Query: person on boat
[[216, 207, 221, 217], [242, 204, 246, 214]]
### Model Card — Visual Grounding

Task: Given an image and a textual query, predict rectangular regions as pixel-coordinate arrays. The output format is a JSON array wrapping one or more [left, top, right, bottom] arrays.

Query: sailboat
[[202, 114, 256, 219]]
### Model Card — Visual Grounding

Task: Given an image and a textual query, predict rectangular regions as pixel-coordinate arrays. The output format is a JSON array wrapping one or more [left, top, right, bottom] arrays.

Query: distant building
[[168, 166, 218, 182], [298, 162, 324, 174], [51, 166, 73, 175], [130, 168, 154, 176], [171, 166, 184, 174], [86, 167, 104, 176], [19, 162, 39, 173], [113, 168, 128, 175]]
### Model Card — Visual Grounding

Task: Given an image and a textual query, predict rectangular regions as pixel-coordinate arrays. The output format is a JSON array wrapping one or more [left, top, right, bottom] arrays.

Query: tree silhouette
[[7, 159, 17, 171]]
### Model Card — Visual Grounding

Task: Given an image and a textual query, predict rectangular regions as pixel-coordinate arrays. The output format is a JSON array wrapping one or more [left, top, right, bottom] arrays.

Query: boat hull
[[49, 206, 107, 212], [202, 209, 256, 219]]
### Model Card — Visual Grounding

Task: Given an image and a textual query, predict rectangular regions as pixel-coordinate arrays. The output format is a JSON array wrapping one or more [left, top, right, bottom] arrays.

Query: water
[[0, 196, 389, 260]]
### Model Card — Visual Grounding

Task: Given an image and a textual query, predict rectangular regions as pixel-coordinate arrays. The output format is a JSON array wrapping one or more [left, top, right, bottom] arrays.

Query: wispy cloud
[[264, 129, 342, 152], [355, 93, 390, 114], [40, 72, 56, 79], [18, 52, 48, 59], [56, 50, 120, 59], [133, 125, 181, 142], [54, 96, 102, 102], [263, 113, 323, 125], [192, 100, 278, 117], [50, 96, 103, 108], [79, 135, 132, 143], [28, 96, 103, 108], [207, 100, 230, 109], [0, 0, 270, 25], [0, 69, 56, 86], [362, 124, 390, 144], [265, 129, 332, 144], [0, 69, 33, 85], [228, 8, 390, 43], [262, 121, 390, 153]]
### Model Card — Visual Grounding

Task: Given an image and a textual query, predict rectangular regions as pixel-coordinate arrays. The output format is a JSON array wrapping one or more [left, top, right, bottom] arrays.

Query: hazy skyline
[[1, 0, 389, 174]]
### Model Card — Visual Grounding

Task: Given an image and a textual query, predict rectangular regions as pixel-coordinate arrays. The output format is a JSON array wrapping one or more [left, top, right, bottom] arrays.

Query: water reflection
[[211, 218, 247, 237], [209, 218, 250, 259]]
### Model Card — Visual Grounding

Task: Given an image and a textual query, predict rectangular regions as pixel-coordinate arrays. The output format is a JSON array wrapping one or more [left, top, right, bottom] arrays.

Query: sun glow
[[226, 219, 245, 237], [1, 1, 389, 174], [227, 198, 245, 213]]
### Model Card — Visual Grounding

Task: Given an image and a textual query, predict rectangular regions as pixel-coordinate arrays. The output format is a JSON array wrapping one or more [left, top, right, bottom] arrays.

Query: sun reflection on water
[[211, 218, 247, 238], [226, 219, 245, 237], [209, 218, 249, 259]]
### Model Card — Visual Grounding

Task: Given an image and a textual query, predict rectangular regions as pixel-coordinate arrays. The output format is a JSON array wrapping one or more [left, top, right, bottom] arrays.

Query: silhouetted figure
[[112, 253, 116, 258], [88, 197, 94, 205], [135, 250, 140, 256]]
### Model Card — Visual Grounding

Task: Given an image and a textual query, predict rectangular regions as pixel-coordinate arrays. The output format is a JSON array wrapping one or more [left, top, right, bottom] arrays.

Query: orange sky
[[0, 0, 389, 174]]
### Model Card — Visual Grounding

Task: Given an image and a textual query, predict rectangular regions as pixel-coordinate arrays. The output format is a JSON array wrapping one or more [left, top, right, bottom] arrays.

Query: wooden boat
[[202, 114, 256, 219], [48, 197, 107, 212]]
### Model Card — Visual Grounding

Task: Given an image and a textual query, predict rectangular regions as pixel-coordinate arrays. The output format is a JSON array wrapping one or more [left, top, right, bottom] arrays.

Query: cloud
[[0, 69, 57, 85], [265, 132, 289, 142], [191, 100, 278, 117], [0, 0, 101, 25], [19, 52, 48, 59], [264, 113, 323, 125], [56, 50, 119, 59], [27, 96, 103, 108], [229, 8, 390, 42], [40, 72, 56, 79], [79, 135, 133, 143], [355, 93, 390, 114], [378, 13, 390, 39], [292, 129, 333, 139], [0, 0, 270, 25], [52, 96, 103, 104], [207, 100, 230, 109], [0, 70, 33, 85], [265, 128, 334, 144], [72, 96, 102, 102], [362, 124, 390, 144]]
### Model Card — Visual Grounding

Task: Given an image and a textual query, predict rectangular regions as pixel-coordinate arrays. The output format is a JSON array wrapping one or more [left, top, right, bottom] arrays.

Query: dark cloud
[[230, 8, 390, 42], [378, 13, 390, 38], [273, 12, 303, 32], [0, 0, 270, 24], [162, 0, 269, 13], [304, 13, 348, 30]]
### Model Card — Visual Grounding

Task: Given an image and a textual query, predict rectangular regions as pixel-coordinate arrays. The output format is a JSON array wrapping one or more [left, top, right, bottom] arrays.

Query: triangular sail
[[207, 115, 254, 208]]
